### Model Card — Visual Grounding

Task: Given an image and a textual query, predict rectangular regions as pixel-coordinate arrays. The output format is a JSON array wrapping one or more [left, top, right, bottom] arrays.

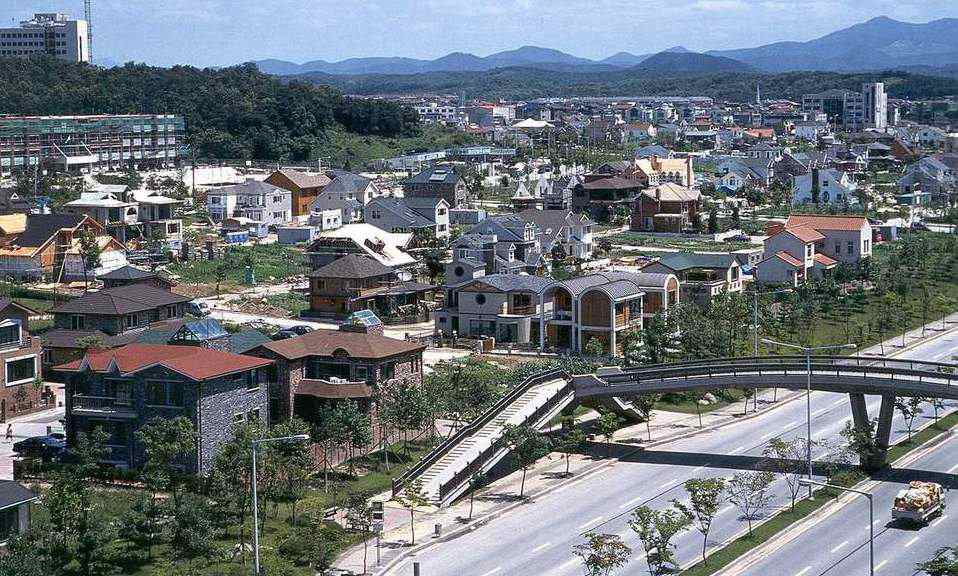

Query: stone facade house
[[0, 299, 43, 422], [58, 344, 273, 474]]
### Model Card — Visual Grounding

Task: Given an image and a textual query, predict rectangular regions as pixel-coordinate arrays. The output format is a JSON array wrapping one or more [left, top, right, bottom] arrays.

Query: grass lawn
[[14, 297, 55, 313], [608, 231, 759, 252], [681, 410, 958, 576], [264, 292, 309, 317], [167, 243, 306, 288], [657, 389, 751, 415]]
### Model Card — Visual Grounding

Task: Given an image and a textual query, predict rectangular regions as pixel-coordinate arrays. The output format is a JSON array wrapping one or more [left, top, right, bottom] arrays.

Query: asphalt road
[[390, 330, 958, 576]]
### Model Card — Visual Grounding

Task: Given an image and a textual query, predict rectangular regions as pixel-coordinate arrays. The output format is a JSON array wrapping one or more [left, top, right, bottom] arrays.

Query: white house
[[791, 169, 858, 206]]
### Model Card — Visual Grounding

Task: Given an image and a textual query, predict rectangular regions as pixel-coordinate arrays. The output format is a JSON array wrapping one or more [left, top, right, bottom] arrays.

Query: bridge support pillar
[[874, 394, 896, 466], [849, 393, 869, 431]]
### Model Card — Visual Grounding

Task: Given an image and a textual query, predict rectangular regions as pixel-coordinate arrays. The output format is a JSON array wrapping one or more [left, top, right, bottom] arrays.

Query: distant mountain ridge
[[253, 16, 958, 77]]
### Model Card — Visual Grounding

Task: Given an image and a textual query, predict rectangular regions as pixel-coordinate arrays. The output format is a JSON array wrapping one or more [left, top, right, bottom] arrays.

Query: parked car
[[12, 435, 67, 460], [725, 234, 751, 243], [271, 329, 299, 341], [287, 325, 314, 336], [186, 302, 211, 317]]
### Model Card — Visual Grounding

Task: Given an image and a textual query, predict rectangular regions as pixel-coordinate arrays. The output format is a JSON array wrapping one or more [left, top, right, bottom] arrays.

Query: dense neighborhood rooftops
[[51, 284, 191, 316], [309, 253, 394, 279], [254, 329, 425, 360], [56, 343, 273, 381]]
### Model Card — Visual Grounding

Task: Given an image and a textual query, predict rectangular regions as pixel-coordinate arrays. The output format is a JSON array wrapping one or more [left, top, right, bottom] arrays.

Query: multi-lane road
[[390, 330, 958, 576]]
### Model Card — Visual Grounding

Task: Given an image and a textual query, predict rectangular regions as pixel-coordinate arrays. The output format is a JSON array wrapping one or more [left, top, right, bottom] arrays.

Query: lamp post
[[762, 338, 855, 497], [251, 434, 310, 575], [750, 288, 792, 403], [800, 479, 874, 576]]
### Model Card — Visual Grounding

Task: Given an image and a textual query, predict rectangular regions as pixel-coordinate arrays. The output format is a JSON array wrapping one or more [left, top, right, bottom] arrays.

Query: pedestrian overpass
[[393, 356, 958, 507]]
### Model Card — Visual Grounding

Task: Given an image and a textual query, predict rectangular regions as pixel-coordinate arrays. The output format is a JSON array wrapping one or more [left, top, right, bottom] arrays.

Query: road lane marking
[[905, 536, 920, 548], [782, 420, 798, 428], [479, 568, 502, 576], [876, 559, 888, 571], [730, 446, 747, 454], [578, 515, 605, 531], [659, 481, 673, 489], [531, 542, 551, 554], [931, 514, 948, 527], [553, 557, 580, 574], [619, 495, 646, 510], [830, 540, 848, 553], [948, 463, 958, 473], [795, 567, 812, 576]]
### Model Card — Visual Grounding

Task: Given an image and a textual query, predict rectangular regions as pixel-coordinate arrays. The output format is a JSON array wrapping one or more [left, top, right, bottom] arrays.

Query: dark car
[[911, 221, 930, 232], [288, 325, 314, 336], [271, 329, 298, 341], [12, 435, 67, 460]]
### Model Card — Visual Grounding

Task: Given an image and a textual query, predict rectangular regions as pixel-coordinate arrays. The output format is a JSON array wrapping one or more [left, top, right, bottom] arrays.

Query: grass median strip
[[681, 410, 958, 576]]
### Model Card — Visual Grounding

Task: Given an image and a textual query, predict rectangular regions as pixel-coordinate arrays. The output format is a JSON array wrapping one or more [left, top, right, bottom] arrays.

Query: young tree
[[573, 532, 632, 576], [118, 492, 164, 561], [77, 229, 101, 289], [917, 545, 958, 576], [584, 337, 605, 358], [555, 417, 587, 476], [840, 419, 883, 471], [761, 437, 806, 511], [707, 207, 719, 234], [674, 477, 726, 564], [895, 396, 926, 442], [633, 394, 659, 442], [726, 471, 775, 537], [502, 424, 552, 497], [395, 479, 429, 546], [135, 416, 197, 507], [596, 412, 622, 457], [169, 494, 218, 572], [343, 491, 373, 575], [629, 505, 692, 575]]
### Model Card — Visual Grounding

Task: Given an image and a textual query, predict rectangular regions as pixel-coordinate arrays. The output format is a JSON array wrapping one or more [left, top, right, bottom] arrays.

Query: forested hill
[[0, 58, 420, 161], [299, 66, 958, 101]]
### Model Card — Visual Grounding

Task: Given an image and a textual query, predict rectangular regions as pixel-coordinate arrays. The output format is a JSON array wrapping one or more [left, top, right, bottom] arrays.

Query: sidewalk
[[333, 312, 958, 575], [0, 404, 66, 480]]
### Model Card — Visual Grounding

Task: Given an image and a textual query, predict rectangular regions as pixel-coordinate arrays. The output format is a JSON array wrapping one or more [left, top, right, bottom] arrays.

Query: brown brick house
[[631, 182, 702, 233], [0, 299, 44, 422], [247, 327, 425, 427], [265, 168, 331, 218]]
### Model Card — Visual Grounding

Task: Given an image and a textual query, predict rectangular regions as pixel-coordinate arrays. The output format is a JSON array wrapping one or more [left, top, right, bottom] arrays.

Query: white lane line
[[578, 515, 605, 531], [782, 420, 798, 428], [795, 567, 812, 576], [553, 557, 580, 574], [619, 495, 646, 510], [531, 542, 551, 554], [905, 536, 920, 548], [659, 481, 674, 489], [730, 446, 747, 454], [948, 463, 958, 473], [479, 568, 502, 576], [830, 540, 848, 553], [931, 514, 948, 527], [875, 559, 888, 572]]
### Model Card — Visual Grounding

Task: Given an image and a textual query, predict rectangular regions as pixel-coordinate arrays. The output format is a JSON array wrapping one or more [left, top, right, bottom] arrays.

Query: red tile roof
[[775, 251, 804, 267], [254, 329, 425, 361], [814, 253, 838, 267], [786, 215, 869, 232], [55, 344, 272, 381], [781, 225, 825, 243]]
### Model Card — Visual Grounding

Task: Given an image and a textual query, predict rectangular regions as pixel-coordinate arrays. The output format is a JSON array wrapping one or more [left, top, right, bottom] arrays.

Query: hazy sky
[[6, 0, 958, 67]]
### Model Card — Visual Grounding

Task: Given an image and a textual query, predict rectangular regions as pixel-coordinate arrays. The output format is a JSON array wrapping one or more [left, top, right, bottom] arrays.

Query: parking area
[[1, 386, 65, 480]]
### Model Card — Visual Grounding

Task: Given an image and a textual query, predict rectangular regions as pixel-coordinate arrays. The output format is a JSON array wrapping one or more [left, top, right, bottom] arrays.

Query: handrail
[[615, 355, 958, 374], [392, 368, 569, 496]]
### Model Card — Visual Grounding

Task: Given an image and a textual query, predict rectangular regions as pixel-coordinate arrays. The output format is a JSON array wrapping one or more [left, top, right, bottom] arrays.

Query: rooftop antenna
[[84, 0, 93, 61]]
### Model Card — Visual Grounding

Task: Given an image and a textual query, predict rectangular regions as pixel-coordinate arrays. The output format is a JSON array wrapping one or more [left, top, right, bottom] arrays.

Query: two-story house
[[516, 209, 595, 261], [402, 167, 468, 207], [308, 253, 434, 320], [784, 215, 872, 265], [434, 274, 555, 346], [58, 344, 272, 474], [0, 299, 43, 422], [62, 191, 139, 244], [754, 224, 829, 286], [248, 326, 425, 427], [642, 253, 742, 306], [457, 214, 544, 275], [792, 168, 858, 206], [129, 189, 183, 251], [206, 179, 292, 227], [264, 168, 332, 219], [631, 183, 702, 233], [364, 197, 450, 242]]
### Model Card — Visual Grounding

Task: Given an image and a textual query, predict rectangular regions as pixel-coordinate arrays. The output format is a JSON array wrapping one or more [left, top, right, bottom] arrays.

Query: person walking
[[4, 424, 12, 443]]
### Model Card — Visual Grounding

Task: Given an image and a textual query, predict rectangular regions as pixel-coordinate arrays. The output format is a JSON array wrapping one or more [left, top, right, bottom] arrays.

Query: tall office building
[[0, 13, 90, 63], [862, 82, 888, 130], [801, 89, 864, 130]]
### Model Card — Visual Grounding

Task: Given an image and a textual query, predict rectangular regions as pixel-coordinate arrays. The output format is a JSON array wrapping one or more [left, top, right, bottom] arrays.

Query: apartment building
[[0, 114, 185, 176], [0, 13, 89, 63]]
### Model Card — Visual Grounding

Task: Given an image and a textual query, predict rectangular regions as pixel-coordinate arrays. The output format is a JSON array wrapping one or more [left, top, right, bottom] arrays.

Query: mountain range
[[253, 16, 958, 78]]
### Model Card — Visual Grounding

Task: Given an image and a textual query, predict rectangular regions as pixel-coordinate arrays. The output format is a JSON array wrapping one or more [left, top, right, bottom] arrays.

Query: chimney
[[766, 222, 784, 236]]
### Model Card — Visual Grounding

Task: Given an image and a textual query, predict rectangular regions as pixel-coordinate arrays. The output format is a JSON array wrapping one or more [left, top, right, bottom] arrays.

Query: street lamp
[[762, 338, 856, 497], [800, 479, 874, 576], [251, 434, 310, 575]]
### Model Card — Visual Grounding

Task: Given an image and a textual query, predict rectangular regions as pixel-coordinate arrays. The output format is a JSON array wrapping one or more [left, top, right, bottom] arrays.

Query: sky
[[6, 0, 958, 67]]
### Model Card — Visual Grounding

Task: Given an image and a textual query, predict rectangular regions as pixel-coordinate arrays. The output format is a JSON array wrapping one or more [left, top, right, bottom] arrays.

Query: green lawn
[[167, 243, 306, 288], [608, 232, 758, 252]]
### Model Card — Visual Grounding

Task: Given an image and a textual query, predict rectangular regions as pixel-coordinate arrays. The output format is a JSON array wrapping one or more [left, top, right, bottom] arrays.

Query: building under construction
[[0, 114, 186, 176]]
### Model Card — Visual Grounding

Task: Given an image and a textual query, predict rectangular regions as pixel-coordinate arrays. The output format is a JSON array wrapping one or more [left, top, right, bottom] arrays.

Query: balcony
[[71, 395, 137, 418]]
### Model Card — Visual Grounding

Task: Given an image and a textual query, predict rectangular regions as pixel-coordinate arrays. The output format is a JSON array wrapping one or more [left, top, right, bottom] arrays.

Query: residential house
[[308, 254, 434, 320], [310, 171, 378, 223], [206, 179, 292, 227], [546, 271, 678, 356], [264, 168, 332, 219], [794, 121, 829, 141], [0, 481, 37, 543], [516, 209, 595, 261], [0, 189, 32, 215], [457, 214, 544, 275], [434, 274, 555, 346], [58, 344, 272, 474], [898, 154, 957, 199], [573, 177, 643, 221], [97, 265, 175, 290], [754, 224, 829, 286], [642, 253, 742, 305], [542, 175, 581, 210], [248, 327, 425, 427], [510, 181, 544, 211], [402, 167, 468, 206], [631, 183, 702, 233], [633, 156, 695, 187], [364, 197, 450, 242], [128, 189, 183, 251], [61, 191, 138, 244], [305, 223, 417, 277], [792, 168, 858, 206], [782, 215, 872, 265], [0, 299, 44, 422], [0, 214, 127, 282]]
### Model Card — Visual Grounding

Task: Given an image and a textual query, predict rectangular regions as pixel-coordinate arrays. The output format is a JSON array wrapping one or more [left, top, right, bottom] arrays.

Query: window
[[244, 370, 260, 392], [166, 306, 176, 319], [475, 293, 486, 305], [847, 241, 854, 255], [355, 366, 368, 382], [233, 413, 245, 425], [71, 315, 85, 330], [125, 314, 137, 329], [834, 242, 841, 254], [0, 321, 21, 348], [5, 356, 35, 385], [248, 409, 261, 422], [146, 381, 182, 406], [381, 362, 395, 380]]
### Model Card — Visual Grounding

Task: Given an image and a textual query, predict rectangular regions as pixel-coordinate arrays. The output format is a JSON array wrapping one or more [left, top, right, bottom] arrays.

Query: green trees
[[895, 396, 926, 442], [629, 505, 692, 575], [573, 532, 633, 576], [395, 479, 429, 546], [840, 418, 884, 471], [917, 546, 958, 576], [675, 477, 726, 564], [555, 417, 587, 476], [77, 229, 101, 289], [762, 437, 805, 511], [135, 416, 197, 506], [584, 337, 606, 358], [596, 412, 623, 457], [502, 424, 552, 497]]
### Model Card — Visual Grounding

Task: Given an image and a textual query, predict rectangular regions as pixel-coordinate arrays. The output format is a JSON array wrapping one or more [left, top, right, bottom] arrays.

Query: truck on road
[[892, 481, 945, 525]]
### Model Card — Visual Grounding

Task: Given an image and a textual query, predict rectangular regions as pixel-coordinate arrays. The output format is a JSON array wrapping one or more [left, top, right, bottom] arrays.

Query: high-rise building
[[0, 115, 185, 176], [0, 13, 90, 63], [862, 82, 888, 130], [802, 89, 864, 130]]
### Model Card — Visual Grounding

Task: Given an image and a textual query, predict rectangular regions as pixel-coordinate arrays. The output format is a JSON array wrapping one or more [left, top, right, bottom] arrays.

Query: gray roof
[[215, 179, 288, 197], [367, 198, 435, 228], [15, 214, 85, 248], [324, 171, 372, 195], [51, 284, 191, 316], [405, 167, 461, 185], [97, 265, 159, 281], [455, 273, 555, 294], [310, 254, 394, 279], [652, 253, 739, 271], [0, 480, 36, 510], [554, 271, 669, 299], [229, 329, 273, 354]]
